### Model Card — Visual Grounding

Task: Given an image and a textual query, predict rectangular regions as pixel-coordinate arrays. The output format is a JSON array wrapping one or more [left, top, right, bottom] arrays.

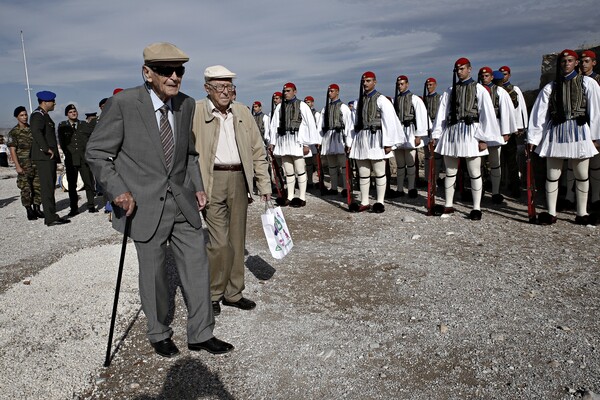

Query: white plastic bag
[[261, 203, 293, 259]]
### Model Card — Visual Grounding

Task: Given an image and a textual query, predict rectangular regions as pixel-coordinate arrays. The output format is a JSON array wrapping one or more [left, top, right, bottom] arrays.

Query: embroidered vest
[[324, 100, 345, 132], [253, 112, 265, 136], [450, 81, 479, 125], [278, 99, 303, 135], [503, 82, 519, 108], [424, 93, 440, 121], [549, 75, 588, 125], [395, 92, 416, 128], [490, 85, 500, 119], [355, 91, 382, 132]]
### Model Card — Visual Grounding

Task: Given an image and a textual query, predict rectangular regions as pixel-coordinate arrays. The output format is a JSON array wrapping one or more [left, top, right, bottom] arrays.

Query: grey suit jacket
[[86, 85, 204, 241]]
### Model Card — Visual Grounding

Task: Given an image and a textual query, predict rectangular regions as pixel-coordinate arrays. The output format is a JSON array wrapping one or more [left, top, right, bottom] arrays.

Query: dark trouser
[[134, 192, 214, 343], [66, 160, 96, 210], [501, 134, 521, 195], [34, 159, 58, 224]]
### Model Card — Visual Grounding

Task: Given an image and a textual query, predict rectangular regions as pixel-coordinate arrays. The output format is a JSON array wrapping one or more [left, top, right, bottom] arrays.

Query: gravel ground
[[1, 165, 599, 400]]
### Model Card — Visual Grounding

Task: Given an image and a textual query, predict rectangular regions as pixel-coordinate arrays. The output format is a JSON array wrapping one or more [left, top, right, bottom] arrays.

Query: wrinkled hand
[[503, 134, 510, 142], [15, 165, 24, 175], [478, 141, 488, 152], [303, 145, 310, 156], [114, 191, 136, 217], [268, 144, 274, 154], [384, 146, 392, 154], [47, 149, 55, 159], [196, 191, 208, 211], [415, 137, 422, 147]]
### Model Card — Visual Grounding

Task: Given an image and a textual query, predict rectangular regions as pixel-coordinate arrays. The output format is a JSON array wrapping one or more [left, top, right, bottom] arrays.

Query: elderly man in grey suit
[[86, 42, 233, 358]]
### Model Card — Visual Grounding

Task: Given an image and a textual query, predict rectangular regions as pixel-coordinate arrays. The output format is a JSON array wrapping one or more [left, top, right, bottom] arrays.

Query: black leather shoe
[[88, 207, 98, 213], [46, 217, 71, 226], [408, 188, 418, 198], [68, 209, 79, 217], [372, 202, 385, 213], [469, 209, 482, 220], [151, 338, 180, 358], [33, 204, 45, 218], [212, 301, 221, 316], [188, 337, 234, 354], [222, 297, 256, 310]]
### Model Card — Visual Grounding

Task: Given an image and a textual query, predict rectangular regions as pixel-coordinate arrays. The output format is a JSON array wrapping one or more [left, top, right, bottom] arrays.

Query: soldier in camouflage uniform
[[7, 106, 44, 220]]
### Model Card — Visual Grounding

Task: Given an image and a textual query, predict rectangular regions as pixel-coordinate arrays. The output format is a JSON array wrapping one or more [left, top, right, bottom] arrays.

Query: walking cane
[[103, 216, 131, 367]]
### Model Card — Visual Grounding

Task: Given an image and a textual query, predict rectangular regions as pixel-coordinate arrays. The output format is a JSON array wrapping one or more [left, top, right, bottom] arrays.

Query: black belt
[[214, 164, 242, 171]]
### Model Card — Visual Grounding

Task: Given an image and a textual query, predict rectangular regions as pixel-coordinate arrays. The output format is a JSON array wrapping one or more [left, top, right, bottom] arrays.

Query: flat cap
[[143, 42, 189, 64], [204, 65, 236, 80], [36, 90, 56, 101]]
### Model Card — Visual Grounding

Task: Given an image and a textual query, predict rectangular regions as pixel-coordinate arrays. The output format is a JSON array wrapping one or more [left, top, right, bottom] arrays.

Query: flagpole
[[20, 30, 33, 113]]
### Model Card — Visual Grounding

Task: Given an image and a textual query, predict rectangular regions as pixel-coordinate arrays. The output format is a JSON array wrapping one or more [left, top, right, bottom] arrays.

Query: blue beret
[[36, 90, 56, 101], [492, 71, 504, 81]]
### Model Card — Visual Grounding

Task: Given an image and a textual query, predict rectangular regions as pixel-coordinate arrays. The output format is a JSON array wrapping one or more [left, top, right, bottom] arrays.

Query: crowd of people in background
[[3, 48, 599, 227]]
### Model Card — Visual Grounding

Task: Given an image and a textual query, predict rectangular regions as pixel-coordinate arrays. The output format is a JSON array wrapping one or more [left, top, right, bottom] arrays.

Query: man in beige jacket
[[193, 65, 271, 316]]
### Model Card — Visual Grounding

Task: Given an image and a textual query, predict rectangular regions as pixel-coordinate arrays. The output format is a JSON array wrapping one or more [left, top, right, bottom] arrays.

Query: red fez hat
[[479, 66, 492, 75], [454, 57, 470, 67], [273, 91, 282, 97], [328, 84, 340, 91], [498, 66, 511, 74], [426, 77, 437, 84], [113, 88, 123, 95], [304, 96, 314, 102], [283, 82, 296, 90], [581, 50, 596, 59], [560, 49, 578, 59], [253, 101, 261, 107], [397, 75, 408, 82], [362, 71, 376, 80]]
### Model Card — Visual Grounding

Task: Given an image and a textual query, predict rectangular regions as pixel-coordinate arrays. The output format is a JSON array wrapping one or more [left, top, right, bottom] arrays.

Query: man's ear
[[142, 66, 153, 84]]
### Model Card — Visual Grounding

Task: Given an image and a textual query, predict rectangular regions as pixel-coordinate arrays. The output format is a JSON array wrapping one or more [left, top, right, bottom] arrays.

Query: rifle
[[345, 152, 353, 206], [268, 147, 287, 206], [315, 148, 326, 194], [525, 132, 537, 223], [424, 82, 436, 215]]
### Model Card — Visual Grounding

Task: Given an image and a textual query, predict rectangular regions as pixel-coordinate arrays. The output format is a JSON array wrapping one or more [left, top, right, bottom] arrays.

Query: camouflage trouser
[[16, 159, 42, 207]]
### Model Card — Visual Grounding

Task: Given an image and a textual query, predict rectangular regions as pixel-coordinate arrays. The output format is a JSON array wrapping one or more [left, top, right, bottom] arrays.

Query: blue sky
[[1, 0, 598, 128]]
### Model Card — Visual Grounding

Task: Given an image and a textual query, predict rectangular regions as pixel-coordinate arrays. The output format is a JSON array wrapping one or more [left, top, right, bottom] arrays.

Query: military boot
[[25, 206, 37, 221], [32, 204, 45, 218]]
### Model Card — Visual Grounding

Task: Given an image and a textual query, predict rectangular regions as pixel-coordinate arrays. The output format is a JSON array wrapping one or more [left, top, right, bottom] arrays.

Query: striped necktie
[[159, 105, 174, 170]]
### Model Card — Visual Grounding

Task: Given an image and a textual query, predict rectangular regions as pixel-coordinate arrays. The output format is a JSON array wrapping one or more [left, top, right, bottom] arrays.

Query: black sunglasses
[[148, 65, 185, 77]]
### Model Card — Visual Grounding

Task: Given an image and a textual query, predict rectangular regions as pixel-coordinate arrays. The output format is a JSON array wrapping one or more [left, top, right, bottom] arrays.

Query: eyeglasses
[[206, 83, 236, 93], [148, 65, 185, 77]]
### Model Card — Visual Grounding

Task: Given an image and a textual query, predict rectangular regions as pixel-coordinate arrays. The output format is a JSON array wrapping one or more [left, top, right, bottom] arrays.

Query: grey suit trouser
[[134, 192, 214, 344]]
